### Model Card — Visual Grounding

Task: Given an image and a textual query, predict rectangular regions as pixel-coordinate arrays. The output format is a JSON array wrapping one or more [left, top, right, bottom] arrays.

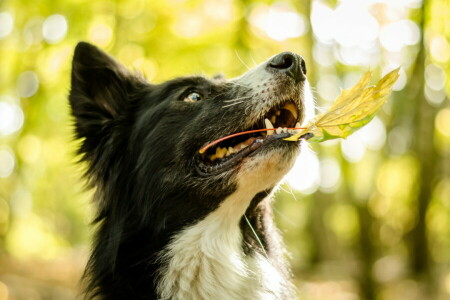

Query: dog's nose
[[266, 52, 306, 82]]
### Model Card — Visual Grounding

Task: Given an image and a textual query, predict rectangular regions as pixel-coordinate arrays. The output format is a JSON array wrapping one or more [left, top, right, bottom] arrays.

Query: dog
[[69, 42, 314, 299]]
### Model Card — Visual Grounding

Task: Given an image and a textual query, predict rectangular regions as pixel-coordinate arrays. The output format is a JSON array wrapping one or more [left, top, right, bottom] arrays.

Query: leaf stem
[[199, 127, 306, 154]]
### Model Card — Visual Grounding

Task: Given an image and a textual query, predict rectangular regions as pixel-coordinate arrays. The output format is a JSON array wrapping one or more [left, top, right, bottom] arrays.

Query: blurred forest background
[[0, 0, 449, 299]]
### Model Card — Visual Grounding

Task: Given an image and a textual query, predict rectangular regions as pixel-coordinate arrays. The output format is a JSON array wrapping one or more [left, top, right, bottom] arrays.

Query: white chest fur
[[156, 193, 284, 300]]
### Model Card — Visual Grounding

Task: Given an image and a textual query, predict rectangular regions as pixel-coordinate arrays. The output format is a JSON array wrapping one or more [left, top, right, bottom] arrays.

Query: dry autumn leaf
[[285, 68, 400, 142]]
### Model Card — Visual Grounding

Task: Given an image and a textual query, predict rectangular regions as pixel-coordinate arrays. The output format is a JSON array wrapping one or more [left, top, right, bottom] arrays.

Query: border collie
[[69, 42, 314, 300]]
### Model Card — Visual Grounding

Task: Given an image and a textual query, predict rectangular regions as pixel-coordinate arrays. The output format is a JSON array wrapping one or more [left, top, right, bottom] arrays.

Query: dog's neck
[[156, 184, 294, 300]]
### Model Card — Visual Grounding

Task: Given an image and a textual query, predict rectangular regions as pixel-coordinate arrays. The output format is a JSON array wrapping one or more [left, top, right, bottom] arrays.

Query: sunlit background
[[1, 0, 449, 299]]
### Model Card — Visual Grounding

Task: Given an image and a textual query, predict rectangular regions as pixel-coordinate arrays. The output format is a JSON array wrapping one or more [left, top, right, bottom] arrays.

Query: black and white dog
[[69, 42, 314, 299]]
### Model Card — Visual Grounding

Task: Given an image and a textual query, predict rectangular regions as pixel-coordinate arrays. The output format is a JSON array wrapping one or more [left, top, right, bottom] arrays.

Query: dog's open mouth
[[197, 101, 304, 174]]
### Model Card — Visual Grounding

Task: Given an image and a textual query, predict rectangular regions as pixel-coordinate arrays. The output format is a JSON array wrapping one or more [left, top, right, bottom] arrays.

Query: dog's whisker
[[273, 207, 296, 227], [249, 54, 257, 67], [222, 101, 244, 108], [280, 183, 298, 202], [223, 96, 252, 102], [244, 215, 269, 260], [234, 49, 251, 70]]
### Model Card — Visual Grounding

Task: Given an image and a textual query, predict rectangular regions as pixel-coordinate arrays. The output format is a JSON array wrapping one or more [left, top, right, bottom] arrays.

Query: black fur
[[70, 42, 307, 299]]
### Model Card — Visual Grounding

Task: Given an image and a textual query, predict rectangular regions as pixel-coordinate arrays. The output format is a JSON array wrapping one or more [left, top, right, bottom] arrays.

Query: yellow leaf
[[286, 68, 400, 142]]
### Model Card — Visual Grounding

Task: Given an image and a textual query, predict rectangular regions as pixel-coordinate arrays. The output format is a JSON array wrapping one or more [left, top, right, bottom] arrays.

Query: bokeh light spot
[[172, 13, 204, 38], [285, 148, 320, 194], [341, 134, 366, 163], [18, 135, 42, 164], [311, 1, 334, 44], [0, 12, 14, 39], [249, 3, 307, 41], [0, 147, 15, 178], [42, 14, 68, 44], [361, 117, 387, 151], [0, 97, 24, 136], [379, 20, 420, 52], [332, 1, 379, 47], [118, 0, 145, 19], [376, 156, 418, 199], [313, 43, 335, 67], [88, 19, 114, 47], [325, 204, 359, 243], [204, 0, 234, 21], [311, 0, 379, 66], [436, 108, 450, 138], [316, 74, 341, 103], [319, 157, 341, 193], [23, 17, 44, 47], [5, 214, 68, 259], [10, 189, 32, 217], [390, 67, 407, 91], [425, 64, 446, 91], [388, 126, 412, 155], [118, 43, 145, 66], [424, 85, 446, 106], [340, 117, 387, 161], [17, 71, 39, 98], [336, 44, 381, 66], [430, 36, 450, 63], [434, 178, 450, 209], [373, 255, 405, 282]]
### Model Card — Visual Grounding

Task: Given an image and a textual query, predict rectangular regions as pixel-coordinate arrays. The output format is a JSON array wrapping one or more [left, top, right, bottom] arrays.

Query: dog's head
[[70, 42, 314, 236]]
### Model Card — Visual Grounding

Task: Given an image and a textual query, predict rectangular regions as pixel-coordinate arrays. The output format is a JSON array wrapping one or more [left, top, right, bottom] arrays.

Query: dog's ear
[[69, 42, 143, 141]]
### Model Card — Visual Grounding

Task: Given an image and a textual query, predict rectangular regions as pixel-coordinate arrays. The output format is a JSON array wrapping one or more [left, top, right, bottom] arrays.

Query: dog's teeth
[[220, 147, 228, 158], [264, 118, 274, 135], [283, 103, 298, 120], [215, 147, 221, 156], [215, 147, 226, 159], [227, 147, 236, 156], [214, 148, 222, 159], [276, 127, 282, 134], [264, 118, 274, 129], [295, 122, 301, 129], [283, 127, 288, 133]]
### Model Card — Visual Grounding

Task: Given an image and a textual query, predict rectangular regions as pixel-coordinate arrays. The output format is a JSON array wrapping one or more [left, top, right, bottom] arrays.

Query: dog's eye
[[184, 92, 202, 103]]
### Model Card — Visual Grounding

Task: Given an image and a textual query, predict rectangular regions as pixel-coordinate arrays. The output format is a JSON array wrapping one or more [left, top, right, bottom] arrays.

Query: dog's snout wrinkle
[[266, 52, 306, 82]]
